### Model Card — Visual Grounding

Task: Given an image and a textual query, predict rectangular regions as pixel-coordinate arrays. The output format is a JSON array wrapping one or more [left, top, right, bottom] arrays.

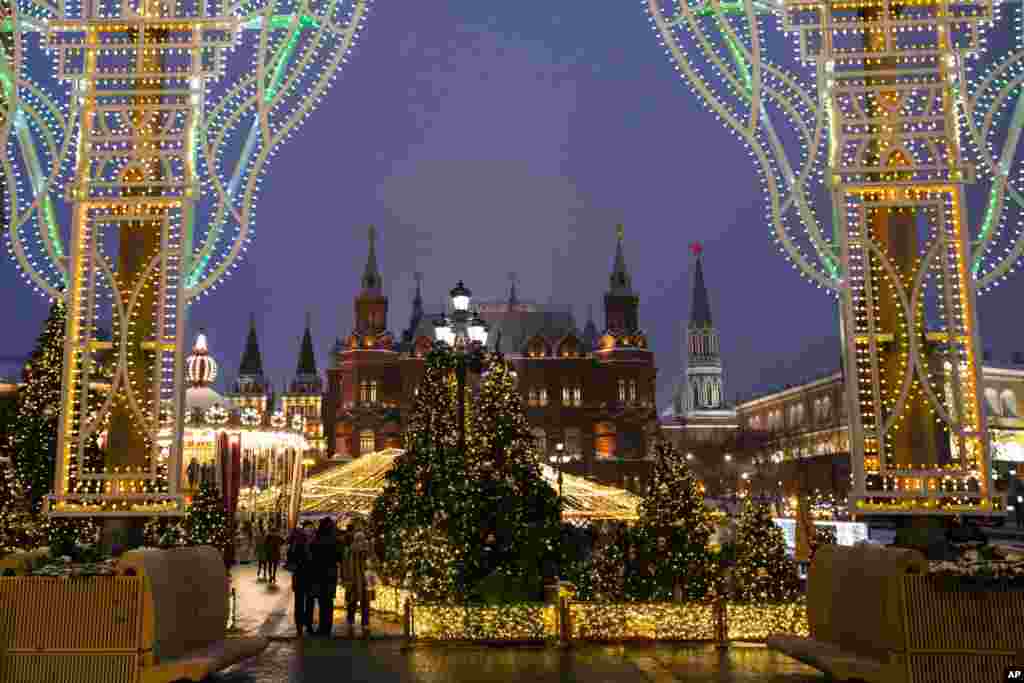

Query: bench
[[117, 546, 268, 683], [767, 544, 928, 683]]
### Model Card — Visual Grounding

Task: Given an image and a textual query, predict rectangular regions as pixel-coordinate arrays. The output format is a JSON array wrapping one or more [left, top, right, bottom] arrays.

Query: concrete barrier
[[117, 546, 268, 683]]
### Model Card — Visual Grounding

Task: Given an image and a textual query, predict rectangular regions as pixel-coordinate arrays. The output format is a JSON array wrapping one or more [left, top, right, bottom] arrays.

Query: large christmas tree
[[371, 343, 469, 598], [460, 355, 561, 601], [731, 499, 801, 603], [636, 440, 718, 601], [184, 480, 230, 551]]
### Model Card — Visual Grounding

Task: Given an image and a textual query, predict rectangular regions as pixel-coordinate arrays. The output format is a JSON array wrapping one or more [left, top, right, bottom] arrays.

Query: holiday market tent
[[251, 448, 640, 522]]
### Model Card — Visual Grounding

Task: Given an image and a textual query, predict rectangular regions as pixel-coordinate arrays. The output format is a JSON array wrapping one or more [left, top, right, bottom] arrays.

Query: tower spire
[[583, 303, 598, 350], [681, 243, 725, 415], [413, 271, 423, 313], [297, 312, 317, 377], [609, 223, 632, 295], [689, 242, 713, 329], [508, 272, 518, 307], [239, 313, 264, 378], [361, 224, 381, 293]]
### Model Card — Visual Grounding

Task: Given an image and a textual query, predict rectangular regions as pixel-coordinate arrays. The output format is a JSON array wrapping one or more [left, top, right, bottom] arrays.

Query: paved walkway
[[225, 564, 823, 682], [216, 640, 824, 683]]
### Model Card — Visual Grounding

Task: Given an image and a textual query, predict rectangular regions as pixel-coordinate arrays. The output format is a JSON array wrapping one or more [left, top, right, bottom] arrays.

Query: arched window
[[573, 386, 582, 407], [369, 380, 378, 403], [562, 386, 572, 406], [528, 388, 538, 407], [531, 428, 547, 457], [539, 388, 549, 407], [629, 379, 638, 402], [359, 381, 368, 403], [618, 379, 627, 403], [359, 429, 375, 455], [1002, 390, 1018, 417], [986, 388, 1001, 415], [564, 428, 581, 457]]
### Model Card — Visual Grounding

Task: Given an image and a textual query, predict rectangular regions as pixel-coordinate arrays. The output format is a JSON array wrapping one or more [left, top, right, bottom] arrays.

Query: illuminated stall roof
[[253, 449, 640, 521]]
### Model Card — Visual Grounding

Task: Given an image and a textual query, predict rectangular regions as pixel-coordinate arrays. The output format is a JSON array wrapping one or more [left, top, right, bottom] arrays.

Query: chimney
[[983, 349, 993, 363]]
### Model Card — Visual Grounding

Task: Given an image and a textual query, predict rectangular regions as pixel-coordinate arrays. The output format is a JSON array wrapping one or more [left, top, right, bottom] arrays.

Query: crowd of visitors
[[282, 516, 378, 638]]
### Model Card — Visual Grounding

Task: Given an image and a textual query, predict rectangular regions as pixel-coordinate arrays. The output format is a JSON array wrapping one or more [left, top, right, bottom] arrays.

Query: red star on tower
[[689, 242, 703, 256]]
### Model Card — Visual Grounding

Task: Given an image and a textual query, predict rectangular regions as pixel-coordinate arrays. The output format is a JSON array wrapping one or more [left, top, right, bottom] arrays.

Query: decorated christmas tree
[[460, 355, 561, 600], [184, 480, 230, 551], [636, 440, 717, 601], [143, 516, 187, 549], [731, 499, 801, 603], [371, 343, 469, 597], [9, 300, 66, 515], [587, 521, 629, 601]]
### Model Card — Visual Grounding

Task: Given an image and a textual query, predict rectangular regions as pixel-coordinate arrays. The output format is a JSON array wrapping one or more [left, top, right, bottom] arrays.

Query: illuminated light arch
[[1, 0, 376, 516], [645, 0, 1023, 515]]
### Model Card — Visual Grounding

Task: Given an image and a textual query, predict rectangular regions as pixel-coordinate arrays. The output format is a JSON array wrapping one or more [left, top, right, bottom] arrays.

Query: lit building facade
[[326, 225, 660, 492]]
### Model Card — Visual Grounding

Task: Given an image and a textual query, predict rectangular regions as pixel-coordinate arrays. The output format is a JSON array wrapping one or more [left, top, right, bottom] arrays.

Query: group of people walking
[[252, 520, 285, 584], [284, 516, 377, 638]]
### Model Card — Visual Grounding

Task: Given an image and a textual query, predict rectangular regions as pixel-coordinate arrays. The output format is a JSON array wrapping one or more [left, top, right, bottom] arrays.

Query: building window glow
[[539, 388, 548, 407], [359, 430, 374, 455], [573, 386, 582, 407], [564, 428, 581, 457], [532, 428, 547, 457], [369, 380, 378, 403], [629, 380, 637, 403], [618, 379, 626, 403], [528, 388, 538, 407], [562, 386, 571, 406]]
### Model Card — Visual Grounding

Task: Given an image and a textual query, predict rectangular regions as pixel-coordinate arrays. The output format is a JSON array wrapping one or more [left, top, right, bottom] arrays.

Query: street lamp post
[[434, 281, 489, 457], [549, 441, 570, 583]]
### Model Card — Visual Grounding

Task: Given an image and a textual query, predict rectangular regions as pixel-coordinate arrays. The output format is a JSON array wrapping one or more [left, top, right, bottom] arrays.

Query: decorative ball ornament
[[186, 332, 218, 388], [206, 405, 229, 425], [270, 412, 287, 430], [241, 408, 261, 428]]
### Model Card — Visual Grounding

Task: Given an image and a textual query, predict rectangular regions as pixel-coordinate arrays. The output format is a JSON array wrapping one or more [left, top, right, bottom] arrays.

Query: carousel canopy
[[253, 449, 640, 521]]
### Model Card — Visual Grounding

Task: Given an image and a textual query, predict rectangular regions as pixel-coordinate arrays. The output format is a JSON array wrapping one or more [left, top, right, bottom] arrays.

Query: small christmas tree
[[731, 499, 801, 603], [637, 440, 717, 601], [184, 480, 230, 551], [588, 521, 631, 601], [143, 516, 187, 549], [9, 300, 67, 515]]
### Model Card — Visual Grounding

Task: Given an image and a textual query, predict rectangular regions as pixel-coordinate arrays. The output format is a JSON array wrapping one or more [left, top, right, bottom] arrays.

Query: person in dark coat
[[265, 526, 284, 585], [289, 520, 315, 635], [309, 517, 343, 637]]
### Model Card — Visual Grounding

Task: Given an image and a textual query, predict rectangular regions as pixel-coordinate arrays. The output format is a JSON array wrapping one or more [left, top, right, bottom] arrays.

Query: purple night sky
[[4, 1, 1023, 412]]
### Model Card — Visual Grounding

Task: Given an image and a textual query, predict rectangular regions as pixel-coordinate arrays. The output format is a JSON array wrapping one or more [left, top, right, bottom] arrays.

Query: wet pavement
[[216, 640, 825, 683], [223, 564, 824, 682]]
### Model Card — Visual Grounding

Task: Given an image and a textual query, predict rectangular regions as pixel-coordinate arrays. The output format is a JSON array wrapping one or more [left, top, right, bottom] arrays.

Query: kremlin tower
[[281, 313, 325, 455], [229, 314, 270, 413]]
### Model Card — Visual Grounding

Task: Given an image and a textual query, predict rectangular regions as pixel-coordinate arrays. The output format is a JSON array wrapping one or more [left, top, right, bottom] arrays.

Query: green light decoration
[[647, 0, 1021, 515], [1, 0, 376, 516]]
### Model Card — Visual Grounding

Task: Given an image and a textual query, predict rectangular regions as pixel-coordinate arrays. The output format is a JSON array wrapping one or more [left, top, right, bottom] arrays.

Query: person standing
[[255, 520, 267, 581], [288, 520, 314, 636], [265, 526, 284, 585], [309, 517, 343, 637], [342, 519, 372, 638]]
